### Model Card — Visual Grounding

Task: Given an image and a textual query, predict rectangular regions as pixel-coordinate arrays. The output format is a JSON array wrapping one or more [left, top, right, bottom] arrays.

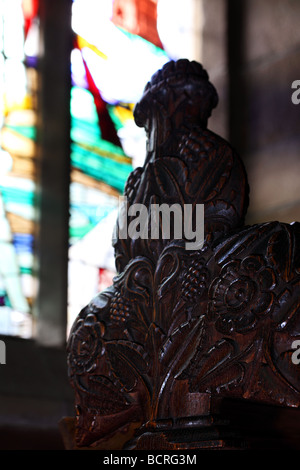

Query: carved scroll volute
[[67, 59, 300, 450]]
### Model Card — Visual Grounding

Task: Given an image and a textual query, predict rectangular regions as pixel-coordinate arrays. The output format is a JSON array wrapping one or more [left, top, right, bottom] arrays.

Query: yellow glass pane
[[0, 128, 35, 158]]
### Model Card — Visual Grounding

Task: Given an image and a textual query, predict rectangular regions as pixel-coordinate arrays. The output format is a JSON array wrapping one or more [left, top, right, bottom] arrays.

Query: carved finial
[[114, 59, 248, 272], [134, 59, 218, 131]]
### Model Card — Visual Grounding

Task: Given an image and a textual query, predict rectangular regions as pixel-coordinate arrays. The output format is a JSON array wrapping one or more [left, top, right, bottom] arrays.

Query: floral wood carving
[[67, 59, 300, 450]]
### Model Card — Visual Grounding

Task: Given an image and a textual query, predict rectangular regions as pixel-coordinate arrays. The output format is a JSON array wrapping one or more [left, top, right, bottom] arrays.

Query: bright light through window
[[68, 0, 171, 331]]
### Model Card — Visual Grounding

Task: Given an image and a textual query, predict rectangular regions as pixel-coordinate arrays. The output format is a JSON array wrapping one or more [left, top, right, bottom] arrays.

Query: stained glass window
[[0, 0, 39, 337], [0, 0, 198, 340], [68, 0, 171, 329]]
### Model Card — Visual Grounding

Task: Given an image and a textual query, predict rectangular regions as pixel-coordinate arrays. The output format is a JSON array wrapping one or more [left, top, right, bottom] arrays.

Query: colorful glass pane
[[0, 0, 39, 337], [68, 0, 171, 329]]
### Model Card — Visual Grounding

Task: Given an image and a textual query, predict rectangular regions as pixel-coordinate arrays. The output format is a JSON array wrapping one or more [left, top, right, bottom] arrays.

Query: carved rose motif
[[68, 314, 105, 374], [208, 255, 277, 334]]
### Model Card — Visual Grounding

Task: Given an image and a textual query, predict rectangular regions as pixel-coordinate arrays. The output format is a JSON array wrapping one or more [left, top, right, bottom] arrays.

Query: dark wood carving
[[66, 59, 300, 450]]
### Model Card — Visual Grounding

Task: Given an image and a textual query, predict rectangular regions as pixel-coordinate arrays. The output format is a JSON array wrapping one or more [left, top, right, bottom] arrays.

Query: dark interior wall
[[203, 0, 300, 226], [240, 0, 300, 225], [201, 0, 229, 140], [0, 336, 74, 449]]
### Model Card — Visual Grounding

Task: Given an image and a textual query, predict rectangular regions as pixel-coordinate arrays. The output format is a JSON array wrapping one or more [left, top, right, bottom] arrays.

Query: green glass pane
[[71, 143, 132, 192], [0, 186, 34, 206], [4, 124, 36, 141]]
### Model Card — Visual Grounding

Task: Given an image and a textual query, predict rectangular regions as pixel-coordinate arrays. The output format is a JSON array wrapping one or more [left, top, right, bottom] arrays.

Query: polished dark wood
[[66, 59, 300, 450]]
